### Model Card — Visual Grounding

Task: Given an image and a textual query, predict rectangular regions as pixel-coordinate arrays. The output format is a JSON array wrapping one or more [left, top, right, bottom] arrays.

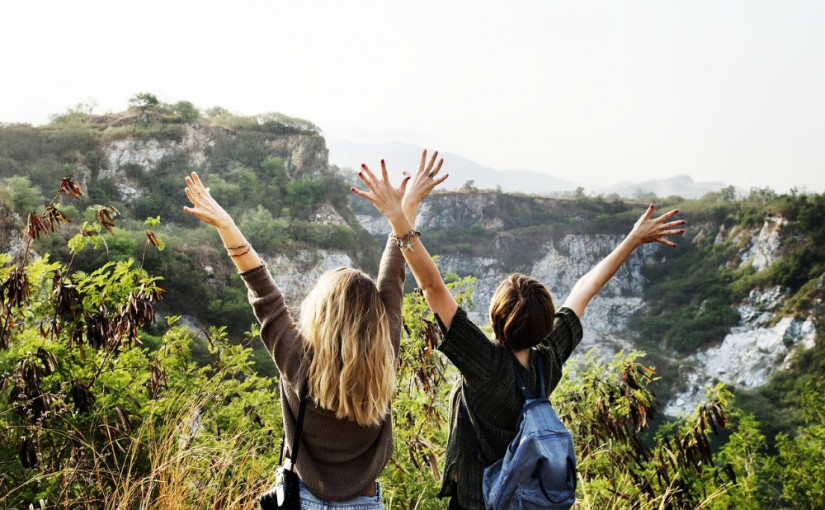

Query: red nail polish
[[675, 209, 679, 214], [361, 163, 367, 169], [381, 159, 385, 164], [680, 229, 685, 233]]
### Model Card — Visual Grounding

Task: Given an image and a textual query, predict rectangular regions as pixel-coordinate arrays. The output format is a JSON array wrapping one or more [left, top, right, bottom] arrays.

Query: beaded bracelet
[[391, 229, 421, 252]]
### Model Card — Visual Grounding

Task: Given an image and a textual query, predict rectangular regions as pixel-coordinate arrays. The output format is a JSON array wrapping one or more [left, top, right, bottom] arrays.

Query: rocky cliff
[[357, 194, 818, 416]]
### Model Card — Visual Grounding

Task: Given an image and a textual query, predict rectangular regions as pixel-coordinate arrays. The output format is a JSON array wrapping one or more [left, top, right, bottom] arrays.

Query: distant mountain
[[328, 139, 730, 199], [596, 174, 732, 200], [326, 139, 581, 195]]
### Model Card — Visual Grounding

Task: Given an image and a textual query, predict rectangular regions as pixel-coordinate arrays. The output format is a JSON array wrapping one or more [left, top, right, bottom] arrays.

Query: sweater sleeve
[[239, 264, 305, 389], [376, 235, 406, 357]]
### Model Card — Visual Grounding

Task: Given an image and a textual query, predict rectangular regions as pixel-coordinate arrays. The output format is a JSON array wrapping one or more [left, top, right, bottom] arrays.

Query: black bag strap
[[459, 388, 491, 465], [279, 378, 309, 467]]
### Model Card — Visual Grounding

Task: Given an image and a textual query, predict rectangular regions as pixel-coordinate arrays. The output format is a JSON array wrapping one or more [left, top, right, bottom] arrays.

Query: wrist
[[402, 203, 419, 224], [385, 207, 409, 225], [215, 218, 238, 234], [625, 231, 644, 248]]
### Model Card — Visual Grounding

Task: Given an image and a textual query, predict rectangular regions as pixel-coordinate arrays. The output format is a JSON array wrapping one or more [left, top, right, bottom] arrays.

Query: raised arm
[[183, 171, 304, 382], [562, 204, 685, 317], [350, 151, 459, 328], [183, 171, 262, 272]]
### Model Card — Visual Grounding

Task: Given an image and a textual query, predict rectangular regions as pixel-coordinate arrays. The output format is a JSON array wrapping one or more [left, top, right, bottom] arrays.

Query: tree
[[0, 176, 46, 215], [128, 92, 160, 123]]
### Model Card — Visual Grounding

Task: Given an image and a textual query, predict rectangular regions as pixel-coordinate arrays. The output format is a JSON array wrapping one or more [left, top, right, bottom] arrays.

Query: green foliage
[[381, 270, 475, 507], [0, 175, 46, 215], [171, 100, 201, 123], [0, 184, 281, 508], [238, 205, 289, 253], [285, 178, 327, 216], [631, 239, 740, 354]]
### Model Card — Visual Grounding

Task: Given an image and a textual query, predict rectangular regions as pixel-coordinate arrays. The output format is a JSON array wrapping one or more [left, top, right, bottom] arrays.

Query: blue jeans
[[298, 479, 384, 510]]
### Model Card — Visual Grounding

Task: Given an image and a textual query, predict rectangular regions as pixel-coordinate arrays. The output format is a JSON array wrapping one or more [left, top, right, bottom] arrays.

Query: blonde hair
[[300, 268, 396, 427]]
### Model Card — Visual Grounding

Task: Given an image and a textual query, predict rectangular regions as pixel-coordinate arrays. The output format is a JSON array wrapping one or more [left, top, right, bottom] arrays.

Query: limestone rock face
[[739, 216, 786, 271], [0, 203, 25, 259], [416, 194, 504, 230], [101, 125, 328, 203], [355, 197, 817, 417], [664, 285, 816, 416], [262, 249, 355, 310], [434, 235, 660, 360], [262, 134, 328, 179]]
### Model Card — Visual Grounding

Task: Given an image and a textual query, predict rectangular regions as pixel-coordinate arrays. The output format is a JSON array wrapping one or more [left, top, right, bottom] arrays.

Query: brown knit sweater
[[239, 236, 405, 501]]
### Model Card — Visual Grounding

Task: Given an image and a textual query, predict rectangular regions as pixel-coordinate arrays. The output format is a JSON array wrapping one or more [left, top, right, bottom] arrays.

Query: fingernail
[[381, 159, 385, 164], [681, 220, 687, 225], [650, 204, 654, 208], [675, 209, 679, 214], [679, 229, 685, 233], [361, 163, 367, 169], [358, 171, 363, 177], [350, 187, 356, 192]]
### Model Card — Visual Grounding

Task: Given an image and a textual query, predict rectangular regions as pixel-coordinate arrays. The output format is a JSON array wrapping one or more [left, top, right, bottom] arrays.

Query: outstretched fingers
[[641, 203, 656, 222], [358, 163, 379, 189], [349, 185, 370, 200], [418, 149, 428, 175], [663, 218, 687, 229], [654, 207, 681, 223], [656, 236, 678, 248], [380, 158, 389, 182], [426, 150, 439, 173]]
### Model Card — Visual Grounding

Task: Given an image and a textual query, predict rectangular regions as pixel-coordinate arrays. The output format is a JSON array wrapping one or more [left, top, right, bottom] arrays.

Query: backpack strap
[[512, 348, 547, 400], [460, 348, 548, 466], [278, 378, 310, 469]]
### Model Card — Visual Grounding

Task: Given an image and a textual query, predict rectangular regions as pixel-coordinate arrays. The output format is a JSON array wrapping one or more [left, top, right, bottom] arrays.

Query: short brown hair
[[489, 273, 555, 351]]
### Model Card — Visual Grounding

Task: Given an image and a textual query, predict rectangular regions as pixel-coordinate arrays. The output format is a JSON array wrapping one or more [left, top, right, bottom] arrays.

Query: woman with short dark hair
[[352, 152, 684, 509]]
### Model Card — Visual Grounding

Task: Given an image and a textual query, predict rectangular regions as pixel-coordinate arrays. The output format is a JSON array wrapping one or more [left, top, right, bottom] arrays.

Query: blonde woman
[[183, 168, 441, 508], [353, 152, 684, 509]]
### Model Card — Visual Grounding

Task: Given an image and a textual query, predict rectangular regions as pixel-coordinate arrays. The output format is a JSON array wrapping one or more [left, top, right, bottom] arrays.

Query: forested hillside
[[1, 97, 823, 508]]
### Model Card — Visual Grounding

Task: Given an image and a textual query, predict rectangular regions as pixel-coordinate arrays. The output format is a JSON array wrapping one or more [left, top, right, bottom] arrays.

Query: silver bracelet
[[391, 229, 421, 252]]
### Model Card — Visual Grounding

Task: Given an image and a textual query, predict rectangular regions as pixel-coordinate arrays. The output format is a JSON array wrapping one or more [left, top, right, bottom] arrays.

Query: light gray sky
[[2, 0, 823, 193]]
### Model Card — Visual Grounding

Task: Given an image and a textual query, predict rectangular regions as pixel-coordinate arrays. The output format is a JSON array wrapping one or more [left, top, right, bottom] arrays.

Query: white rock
[[263, 249, 355, 309], [739, 216, 786, 271]]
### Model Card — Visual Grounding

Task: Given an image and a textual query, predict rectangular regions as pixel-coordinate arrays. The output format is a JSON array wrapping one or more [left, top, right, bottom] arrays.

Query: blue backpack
[[460, 349, 576, 509]]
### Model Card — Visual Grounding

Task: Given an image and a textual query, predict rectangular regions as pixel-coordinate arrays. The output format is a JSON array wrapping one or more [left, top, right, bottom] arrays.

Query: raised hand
[[563, 205, 685, 317], [401, 149, 448, 222], [183, 171, 262, 271], [183, 172, 233, 229], [350, 159, 408, 223], [628, 205, 686, 247]]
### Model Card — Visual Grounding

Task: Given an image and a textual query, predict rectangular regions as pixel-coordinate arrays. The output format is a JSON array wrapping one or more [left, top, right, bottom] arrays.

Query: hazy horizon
[[2, 1, 823, 194]]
